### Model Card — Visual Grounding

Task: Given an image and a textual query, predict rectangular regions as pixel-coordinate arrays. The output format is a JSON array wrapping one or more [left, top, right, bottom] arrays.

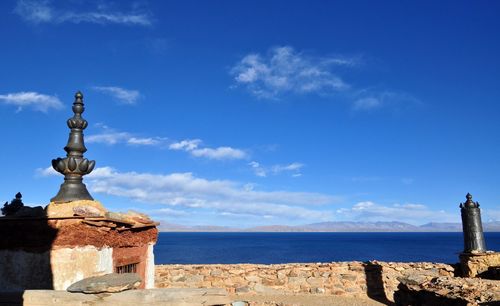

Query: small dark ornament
[[460, 193, 487, 253], [1, 192, 24, 216], [51, 91, 95, 203]]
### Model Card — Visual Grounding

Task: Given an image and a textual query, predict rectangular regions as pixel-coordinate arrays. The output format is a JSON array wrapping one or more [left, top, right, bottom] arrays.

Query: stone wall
[[155, 261, 456, 302], [459, 252, 500, 278]]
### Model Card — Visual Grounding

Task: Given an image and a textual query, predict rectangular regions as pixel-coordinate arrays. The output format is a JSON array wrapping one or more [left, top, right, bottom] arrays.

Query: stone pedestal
[[0, 204, 158, 291], [459, 252, 500, 278], [1, 288, 231, 306]]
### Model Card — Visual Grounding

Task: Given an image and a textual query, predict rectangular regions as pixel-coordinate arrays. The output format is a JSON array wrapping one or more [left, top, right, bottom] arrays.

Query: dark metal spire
[[460, 193, 486, 253], [51, 91, 95, 203]]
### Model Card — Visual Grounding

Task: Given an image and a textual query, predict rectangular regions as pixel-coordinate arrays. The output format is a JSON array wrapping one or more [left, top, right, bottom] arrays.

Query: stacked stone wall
[[155, 261, 456, 302], [459, 252, 500, 278]]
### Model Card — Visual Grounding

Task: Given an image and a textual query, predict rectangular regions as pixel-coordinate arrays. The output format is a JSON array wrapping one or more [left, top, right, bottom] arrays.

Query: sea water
[[154, 232, 500, 264]]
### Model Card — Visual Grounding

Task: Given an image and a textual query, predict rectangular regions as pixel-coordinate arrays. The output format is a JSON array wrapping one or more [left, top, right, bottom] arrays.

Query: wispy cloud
[[249, 161, 304, 177], [0, 91, 63, 112], [92, 86, 141, 105], [249, 161, 267, 177], [272, 162, 304, 174], [36, 166, 57, 177], [152, 207, 189, 217], [231, 46, 419, 112], [87, 126, 245, 160], [169, 139, 247, 161], [36, 165, 336, 221], [336, 201, 457, 224], [14, 0, 152, 26], [38, 165, 454, 225], [86, 124, 167, 147], [352, 90, 420, 111], [231, 46, 352, 99], [483, 209, 500, 222], [352, 97, 381, 111]]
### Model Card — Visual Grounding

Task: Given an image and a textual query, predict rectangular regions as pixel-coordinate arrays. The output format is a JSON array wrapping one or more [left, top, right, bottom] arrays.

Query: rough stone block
[[460, 252, 500, 278]]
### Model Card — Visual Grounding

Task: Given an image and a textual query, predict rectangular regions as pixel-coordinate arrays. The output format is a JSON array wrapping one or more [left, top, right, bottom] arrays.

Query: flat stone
[[67, 273, 141, 294], [185, 275, 204, 283], [288, 276, 306, 284], [73, 205, 103, 217], [125, 210, 153, 224], [306, 276, 324, 287], [22, 288, 231, 306], [235, 285, 251, 293], [244, 275, 260, 282], [397, 274, 431, 286], [340, 274, 357, 281], [46, 200, 107, 218], [253, 283, 282, 295]]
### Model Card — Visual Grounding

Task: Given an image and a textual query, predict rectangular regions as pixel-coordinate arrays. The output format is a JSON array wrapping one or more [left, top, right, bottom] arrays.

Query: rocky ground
[[397, 274, 500, 306]]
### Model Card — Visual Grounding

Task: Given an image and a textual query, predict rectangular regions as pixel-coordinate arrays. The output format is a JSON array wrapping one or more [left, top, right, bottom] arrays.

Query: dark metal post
[[460, 193, 487, 253], [50, 91, 95, 203]]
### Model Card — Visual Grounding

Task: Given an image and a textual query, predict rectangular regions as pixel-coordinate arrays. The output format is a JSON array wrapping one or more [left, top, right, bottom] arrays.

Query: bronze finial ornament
[[460, 193, 487, 253], [51, 91, 95, 203]]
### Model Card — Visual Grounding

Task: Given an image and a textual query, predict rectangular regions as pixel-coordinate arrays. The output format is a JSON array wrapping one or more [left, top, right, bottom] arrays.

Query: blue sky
[[1, 0, 499, 227]]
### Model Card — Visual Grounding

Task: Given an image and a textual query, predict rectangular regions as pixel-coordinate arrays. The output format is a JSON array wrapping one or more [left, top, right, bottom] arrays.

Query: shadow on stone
[[0, 193, 59, 305], [363, 262, 395, 306], [393, 282, 468, 306]]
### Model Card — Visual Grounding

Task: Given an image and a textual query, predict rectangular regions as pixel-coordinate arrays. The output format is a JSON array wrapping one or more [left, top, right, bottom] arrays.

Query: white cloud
[[86, 131, 131, 145], [271, 162, 304, 173], [352, 90, 420, 111], [127, 137, 161, 146], [249, 161, 267, 177], [483, 209, 500, 222], [190, 147, 246, 160], [36, 166, 57, 177], [231, 46, 419, 112], [169, 139, 202, 151], [337, 201, 457, 224], [14, 0, 152, 26], [92, 86, 141, 105], [169, 139, 247, 160], [87, 127, 243, 160], [231, 46, 351, 99], [353, 97, 381, 111], [76, 166, 336, 221], [152, 207, 189, 217], [249, 161, 303, 177], [0, 92, 63, 112], [86, 125, 167, 147]]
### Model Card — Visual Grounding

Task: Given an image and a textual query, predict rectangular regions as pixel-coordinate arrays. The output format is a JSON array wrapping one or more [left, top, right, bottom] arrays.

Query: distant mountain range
[[158, 221, 500, 232]]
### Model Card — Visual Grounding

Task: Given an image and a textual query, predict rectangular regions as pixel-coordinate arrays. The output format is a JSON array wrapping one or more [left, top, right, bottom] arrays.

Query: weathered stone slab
[[21, 288, 230, 306], [73, 205, 103, 217], [67, 273, 141, 293], [46, 200, 107, 218]]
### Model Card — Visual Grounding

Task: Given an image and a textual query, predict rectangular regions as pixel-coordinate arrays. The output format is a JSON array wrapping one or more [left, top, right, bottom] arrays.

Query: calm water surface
[[154, 232, 500, 264]]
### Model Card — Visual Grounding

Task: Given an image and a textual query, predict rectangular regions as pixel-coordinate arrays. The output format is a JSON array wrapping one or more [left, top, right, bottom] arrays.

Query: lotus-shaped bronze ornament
[[51, 91, 95, 203]]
